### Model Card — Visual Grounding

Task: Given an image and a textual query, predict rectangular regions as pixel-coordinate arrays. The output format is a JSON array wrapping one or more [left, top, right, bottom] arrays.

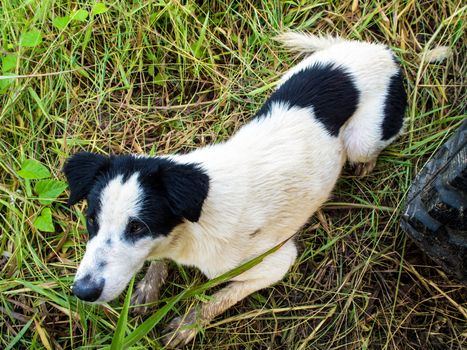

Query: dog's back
[[177, 33, 407, 277], [275, 32, 407, 170]]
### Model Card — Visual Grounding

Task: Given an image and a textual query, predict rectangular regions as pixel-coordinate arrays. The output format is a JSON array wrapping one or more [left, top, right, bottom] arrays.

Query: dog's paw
[[354, 160, 376, 177], [162, 310, 199, 348], [130, 279, 160, 316]]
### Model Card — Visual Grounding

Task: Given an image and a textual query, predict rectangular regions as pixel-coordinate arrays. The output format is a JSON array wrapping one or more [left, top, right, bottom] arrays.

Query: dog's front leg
[[131, 260, 168, 315], [162, 240, 297, 348]]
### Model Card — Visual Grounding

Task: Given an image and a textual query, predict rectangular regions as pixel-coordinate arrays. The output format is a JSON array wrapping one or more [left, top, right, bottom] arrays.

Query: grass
[[0, 0, 466, 349]]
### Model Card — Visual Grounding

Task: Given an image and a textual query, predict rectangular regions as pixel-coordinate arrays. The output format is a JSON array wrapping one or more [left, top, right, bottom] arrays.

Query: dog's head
[[63, 152, 209, 303]]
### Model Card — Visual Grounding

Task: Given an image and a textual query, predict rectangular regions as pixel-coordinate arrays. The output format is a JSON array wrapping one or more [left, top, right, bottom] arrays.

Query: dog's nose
[[72, 275, 104, 302]]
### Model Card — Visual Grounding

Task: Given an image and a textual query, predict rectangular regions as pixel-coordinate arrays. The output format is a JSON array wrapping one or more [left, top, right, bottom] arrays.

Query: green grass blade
[[110, 277, 135, 350], [5, 317, 34, 350], [192, 12, 210, 59], [120, 291, 186, 348], [119, 236, 292, 347]]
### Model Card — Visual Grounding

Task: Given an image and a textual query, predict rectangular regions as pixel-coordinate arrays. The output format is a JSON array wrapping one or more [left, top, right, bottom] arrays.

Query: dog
[[64, 32, 406, 347]]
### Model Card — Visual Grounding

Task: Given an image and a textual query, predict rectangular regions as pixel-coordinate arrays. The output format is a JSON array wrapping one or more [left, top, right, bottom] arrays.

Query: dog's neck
[[146, 145, 257, 278]]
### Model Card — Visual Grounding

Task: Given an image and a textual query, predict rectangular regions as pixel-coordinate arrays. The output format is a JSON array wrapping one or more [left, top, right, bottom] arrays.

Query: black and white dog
[[64, 32, 406, 347]]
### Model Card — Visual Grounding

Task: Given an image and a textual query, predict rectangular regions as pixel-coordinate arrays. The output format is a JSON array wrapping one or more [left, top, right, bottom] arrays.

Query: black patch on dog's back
[[382, 69, 406, 140], [256, 63, 360, 136]]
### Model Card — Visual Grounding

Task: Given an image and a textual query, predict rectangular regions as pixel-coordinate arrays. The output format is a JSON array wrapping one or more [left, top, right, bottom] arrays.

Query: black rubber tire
[[401, 121, 467, 285]]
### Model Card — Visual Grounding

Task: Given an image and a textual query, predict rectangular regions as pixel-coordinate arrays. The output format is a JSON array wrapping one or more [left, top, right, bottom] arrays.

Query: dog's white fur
[[151, 34, 401, 277], [73, 33, 404, 346], [74, 174, 164, 301]]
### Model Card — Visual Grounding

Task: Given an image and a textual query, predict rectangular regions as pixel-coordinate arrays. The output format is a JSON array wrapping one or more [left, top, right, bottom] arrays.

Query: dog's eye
[[128, 220, 145, 235], [88, 215, 96, 226]]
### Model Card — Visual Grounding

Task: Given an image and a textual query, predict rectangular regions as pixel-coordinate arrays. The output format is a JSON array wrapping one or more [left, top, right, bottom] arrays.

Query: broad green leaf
[[20, 30, 42, 47], [153, 72, 165, 86], [2, 54, 17, 72], [71, 9, 89, 22], [72, 64, 90, 78], [148, 64, 155, 77], [34, 180, 68, 205], [92, 3, 108, 15], [0, 76, 14, 94], [52, 16, 70, 30], [17, 159, 51, 179], [33, 208, 54, 232]]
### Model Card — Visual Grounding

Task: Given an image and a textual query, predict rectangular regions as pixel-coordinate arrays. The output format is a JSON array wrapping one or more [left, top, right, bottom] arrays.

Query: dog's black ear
[[63, 152, 109, 206], [159, 162, 210, 222]]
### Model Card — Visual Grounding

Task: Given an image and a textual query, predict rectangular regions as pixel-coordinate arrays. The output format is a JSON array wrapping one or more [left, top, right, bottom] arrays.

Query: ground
[[0, 1, 466, 349]]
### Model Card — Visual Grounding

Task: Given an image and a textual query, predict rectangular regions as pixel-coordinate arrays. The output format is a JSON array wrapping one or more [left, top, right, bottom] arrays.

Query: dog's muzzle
[[72, 274, 105, 302]]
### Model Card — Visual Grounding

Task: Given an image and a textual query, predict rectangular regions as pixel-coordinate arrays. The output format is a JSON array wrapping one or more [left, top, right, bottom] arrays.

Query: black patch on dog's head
[[128, 157, 210, 241], [63, 153, 210, 241], [63, 152, 110, 206], [381, 69, 406, 140], [256, 63, 360, 137], [153, 161, 210, 222]]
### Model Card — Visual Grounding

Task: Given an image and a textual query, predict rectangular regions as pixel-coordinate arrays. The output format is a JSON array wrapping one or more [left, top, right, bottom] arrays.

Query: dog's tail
[[275, 31, 344, 53]]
